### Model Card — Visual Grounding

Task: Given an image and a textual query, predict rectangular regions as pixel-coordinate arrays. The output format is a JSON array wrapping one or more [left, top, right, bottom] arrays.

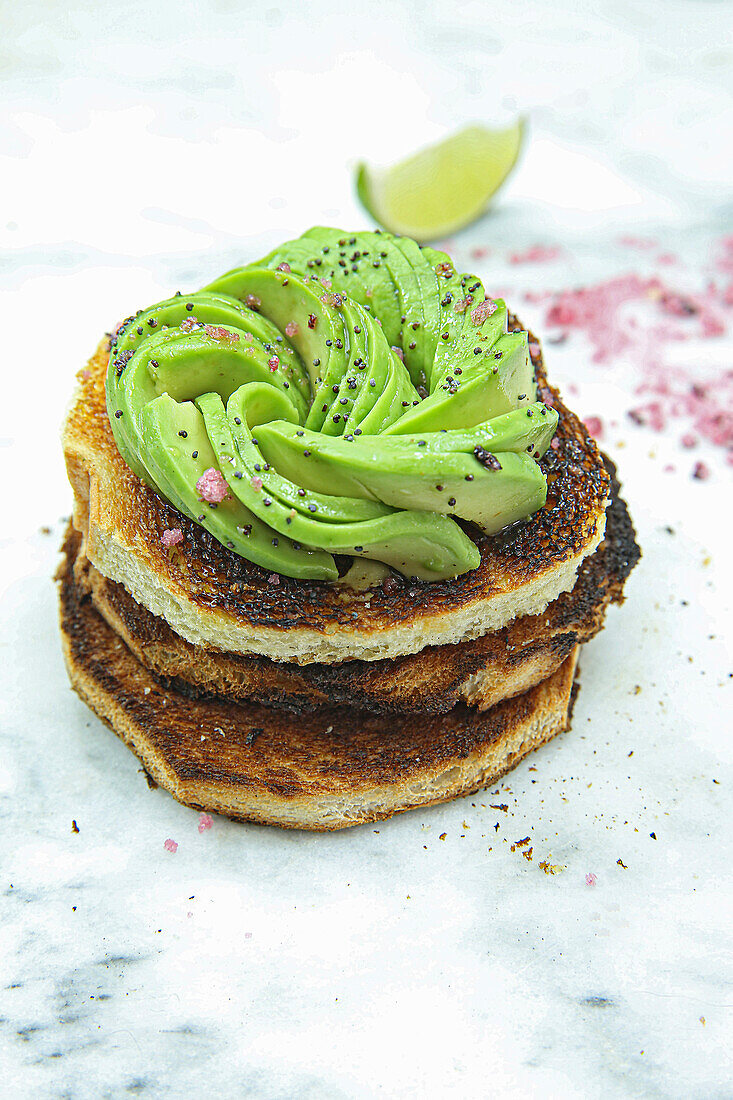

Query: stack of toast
[[59, 327, 639, 829]]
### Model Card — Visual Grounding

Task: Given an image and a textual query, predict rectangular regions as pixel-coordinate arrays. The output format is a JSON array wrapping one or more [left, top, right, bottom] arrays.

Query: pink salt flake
[[284, 321, 299, 338], [180, 317, 200, 333], [528, 340, 541, 358], [585, 872, 597, 887], [164, 838, 178, 853], [584, 416, 604, 439], [320, 292, 345, 309], [550, 437, 561, 450], [196, 467, 229, 503], [250, 475, 263, 491], [203, 324, 239, 343], [277, 261, 291, 273], [663, 464, 676, 473], [268, 356, 280, 371], [471, 299, 498, 326], [508, 244, 561, 264], [198, 813, 213, 833], [267, 573, 281, 585], [245, 294, 261, 310], [320, 278, 332, 289], [161, 528, 184, 548], [680, 433, 697, 449], [628, 401, 667, 432], [692, 461, 710, 480]]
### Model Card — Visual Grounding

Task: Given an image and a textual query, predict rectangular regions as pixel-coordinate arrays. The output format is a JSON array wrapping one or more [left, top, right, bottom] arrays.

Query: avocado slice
[[256, 405, 555, 533], [381, 331, 533, 434]]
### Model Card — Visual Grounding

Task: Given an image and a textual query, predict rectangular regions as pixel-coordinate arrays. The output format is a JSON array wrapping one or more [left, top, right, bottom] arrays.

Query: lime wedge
[[355, 121, 526, 242]]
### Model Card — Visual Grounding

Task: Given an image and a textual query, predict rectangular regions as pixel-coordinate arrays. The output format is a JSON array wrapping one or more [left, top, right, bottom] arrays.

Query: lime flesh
[[355, 121, 525, 242]]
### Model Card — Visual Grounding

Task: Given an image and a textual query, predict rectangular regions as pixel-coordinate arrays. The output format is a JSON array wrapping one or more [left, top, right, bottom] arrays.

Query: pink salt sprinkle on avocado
[[251, 475, 263, 491], [196, 468, 229, 503], [203, 324, 239, 343], [470, 299, 497, 326], [268, 356, 279, 371], [284, 321, 299, 337], [161, 528, 184, 548]]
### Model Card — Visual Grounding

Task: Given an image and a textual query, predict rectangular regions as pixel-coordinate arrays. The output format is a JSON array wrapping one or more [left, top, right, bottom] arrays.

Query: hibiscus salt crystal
[[198, 813, 213, 833], [161, 528, 184, 548], [163, 838, 178, 853], [196, 468, 229, 503], [471, 299, 497, 326], [284, 321, 299, 338]]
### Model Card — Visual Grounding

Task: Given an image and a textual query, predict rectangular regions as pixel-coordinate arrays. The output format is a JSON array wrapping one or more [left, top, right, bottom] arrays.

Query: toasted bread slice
[[63, 321, 609, 664], [57, 549, 580, 830], [68, 459, 638, 714]]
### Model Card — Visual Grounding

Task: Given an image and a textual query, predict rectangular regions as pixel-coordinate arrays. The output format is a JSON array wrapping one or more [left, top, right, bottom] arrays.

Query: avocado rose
[[105, 227, 558, 581]]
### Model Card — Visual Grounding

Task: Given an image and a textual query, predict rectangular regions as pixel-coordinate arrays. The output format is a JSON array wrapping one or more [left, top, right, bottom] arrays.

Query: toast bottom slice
[[58, 552, 580, 831]]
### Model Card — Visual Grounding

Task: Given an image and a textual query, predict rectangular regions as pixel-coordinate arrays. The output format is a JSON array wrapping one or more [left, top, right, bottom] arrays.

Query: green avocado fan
[[105, 227, 558, 582]]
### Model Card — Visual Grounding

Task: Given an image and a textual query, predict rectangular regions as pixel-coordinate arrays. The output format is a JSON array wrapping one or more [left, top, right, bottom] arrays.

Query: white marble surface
[[2, 2, 732, 1096]]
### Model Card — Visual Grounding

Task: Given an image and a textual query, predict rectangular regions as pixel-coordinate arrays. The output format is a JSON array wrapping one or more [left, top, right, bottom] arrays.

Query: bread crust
[[66, 459, 638, 714], [57, 548, 580, 830], [62, 322, 609, 663]]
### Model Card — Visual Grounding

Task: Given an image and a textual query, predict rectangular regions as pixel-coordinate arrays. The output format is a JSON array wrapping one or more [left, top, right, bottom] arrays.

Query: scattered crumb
[[163, 838, 178, 853], [198, 813, 213, 833], [71, 820, 79, 834], [439, 832, 447, 841], [585, 872, 598, 886], [511, 837, 531, 852], [538, 857, 563, 874], [617, 858, 628, 869]]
